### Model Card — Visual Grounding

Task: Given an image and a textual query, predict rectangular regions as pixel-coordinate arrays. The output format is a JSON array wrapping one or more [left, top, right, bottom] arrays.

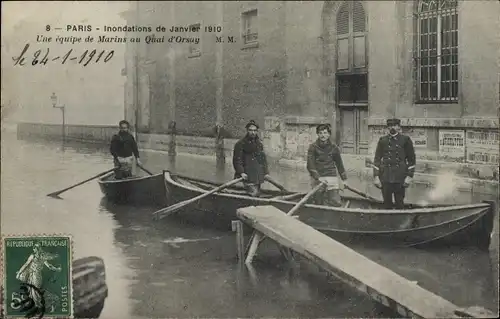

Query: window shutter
[[353, 36, 366, 68], [336, 1, 367, 71], [353, 1, 366, 33], [336, 3, 350, 35], [337, 39, 349, 70]]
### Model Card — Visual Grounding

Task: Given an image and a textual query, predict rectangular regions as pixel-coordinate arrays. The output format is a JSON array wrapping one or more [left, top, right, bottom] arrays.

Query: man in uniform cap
[[233, 120, 270, 197], [307, 123, 348, 207], [372, 118, 416, 209]]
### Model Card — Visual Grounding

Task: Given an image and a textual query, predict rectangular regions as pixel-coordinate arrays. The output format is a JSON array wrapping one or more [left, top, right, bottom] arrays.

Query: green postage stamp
[[2, 235, 73, 318]]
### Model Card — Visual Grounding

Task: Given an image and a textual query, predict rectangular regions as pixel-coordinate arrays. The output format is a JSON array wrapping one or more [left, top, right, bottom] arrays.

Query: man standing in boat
[[307, 124, 348, 207], [233, 120, 270, 197], [110, 120, 142, 179], [372, 118, 416, 209]]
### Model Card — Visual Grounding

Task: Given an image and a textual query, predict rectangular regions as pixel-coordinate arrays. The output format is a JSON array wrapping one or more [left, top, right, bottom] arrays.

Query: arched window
[[336, 1, 367, 105], [416, 0, 458, 102], [336, 1, 366, 72]]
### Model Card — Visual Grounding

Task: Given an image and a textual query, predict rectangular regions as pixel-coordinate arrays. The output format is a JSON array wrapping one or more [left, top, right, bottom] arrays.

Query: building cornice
[[367, 117, 499, 129]]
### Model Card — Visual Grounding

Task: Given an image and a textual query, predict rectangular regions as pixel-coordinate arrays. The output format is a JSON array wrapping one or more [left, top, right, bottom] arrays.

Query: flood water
[[1, 132, 498, 318]]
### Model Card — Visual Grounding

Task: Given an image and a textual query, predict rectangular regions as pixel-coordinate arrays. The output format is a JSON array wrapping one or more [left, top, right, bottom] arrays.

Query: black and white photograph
[[1, 1, 499, 318]]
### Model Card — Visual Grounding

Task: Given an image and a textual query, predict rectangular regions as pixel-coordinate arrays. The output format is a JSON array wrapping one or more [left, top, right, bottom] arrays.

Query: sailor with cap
[[232, 120, 270, 197], [372, 118, 416, 209]]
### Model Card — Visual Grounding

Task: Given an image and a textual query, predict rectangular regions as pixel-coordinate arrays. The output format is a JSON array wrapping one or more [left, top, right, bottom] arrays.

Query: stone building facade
[[122, 0, 499, 180]]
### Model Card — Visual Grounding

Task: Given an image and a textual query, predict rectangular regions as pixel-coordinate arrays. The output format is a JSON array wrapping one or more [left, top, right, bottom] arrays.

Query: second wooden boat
[[73, 256, 108, 318], [161, 171, 495, 250]]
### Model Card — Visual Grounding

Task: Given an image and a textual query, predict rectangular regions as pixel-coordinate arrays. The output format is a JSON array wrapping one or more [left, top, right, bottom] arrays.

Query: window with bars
[[188, 23, 201, 57], [416, 0, 458, 103], [242, 9, 258, 44]]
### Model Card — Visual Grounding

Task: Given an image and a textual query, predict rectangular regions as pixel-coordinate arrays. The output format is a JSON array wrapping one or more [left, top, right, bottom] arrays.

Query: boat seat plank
[[236, 205, 495, 318]]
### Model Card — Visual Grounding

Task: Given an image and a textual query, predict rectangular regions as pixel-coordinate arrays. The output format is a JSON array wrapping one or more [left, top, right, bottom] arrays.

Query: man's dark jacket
[[110, 132, 140, 160], [373, 133, 416, 184], [307, 139, 347, 180], [233, 135, 269, 184]]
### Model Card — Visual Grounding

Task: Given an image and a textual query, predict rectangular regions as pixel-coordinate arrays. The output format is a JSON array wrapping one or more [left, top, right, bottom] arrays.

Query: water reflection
[[2, 133, 498, 318], [102, 196, 382, 318]]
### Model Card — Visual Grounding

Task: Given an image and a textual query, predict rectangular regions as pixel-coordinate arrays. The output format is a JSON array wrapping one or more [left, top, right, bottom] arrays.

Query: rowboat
[[98, 171, 167, 207], [73, 256, 108, 318], [161, 171, 495, 250]]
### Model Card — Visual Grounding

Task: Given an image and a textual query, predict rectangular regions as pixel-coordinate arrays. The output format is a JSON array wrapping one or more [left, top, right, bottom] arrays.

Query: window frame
[[241, 9, 258, 46], [337, 73, 369, 106], [336, 1, 368, 74], [415, 0, 459, 104], [187, 23, 201, 58], [335, 1, 369, 107]]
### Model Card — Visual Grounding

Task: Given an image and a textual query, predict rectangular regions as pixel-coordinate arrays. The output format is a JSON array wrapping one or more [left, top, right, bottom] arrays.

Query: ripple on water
[[2, 134, 497, 317]]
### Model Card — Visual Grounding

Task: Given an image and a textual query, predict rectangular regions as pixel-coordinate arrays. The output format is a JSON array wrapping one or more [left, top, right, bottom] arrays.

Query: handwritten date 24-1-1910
[[12, 44, 115, 67]]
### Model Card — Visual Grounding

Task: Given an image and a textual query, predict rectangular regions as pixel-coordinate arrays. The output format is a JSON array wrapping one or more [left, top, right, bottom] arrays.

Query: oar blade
[[153, 203, 182, 220], [45, 168, 116, 199], [47, 193, 64, 199]]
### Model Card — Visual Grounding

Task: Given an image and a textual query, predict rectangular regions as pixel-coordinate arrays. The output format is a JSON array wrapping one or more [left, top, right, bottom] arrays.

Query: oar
[[47, 168, 116, 198], [153, 177, 244, 220], [264, 175, 289, 192], [137, 163, 153, 176], [344, 183, 382, 202], [286, 181, 327, 216], [271, 191, 307, 201], [245, 181, 327, 263]]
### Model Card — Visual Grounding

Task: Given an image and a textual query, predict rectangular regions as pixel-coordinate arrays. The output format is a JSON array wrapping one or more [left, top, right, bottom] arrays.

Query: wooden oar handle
[[286, 181, 327, 216], [137, 164, 153, 176], [264, 175, 288, 192], [344, 184, 381, 202]]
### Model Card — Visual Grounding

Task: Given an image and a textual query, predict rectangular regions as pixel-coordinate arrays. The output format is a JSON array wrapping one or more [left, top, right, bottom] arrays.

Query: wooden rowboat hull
[[98, 172, 167, 207], [73, 256, 108, 318], [162, 171, 495, 250]]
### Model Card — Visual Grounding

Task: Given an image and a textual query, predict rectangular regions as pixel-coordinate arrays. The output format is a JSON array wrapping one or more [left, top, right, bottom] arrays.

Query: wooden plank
[[236, 205, 496, 319], [231, 220, 245, 264]]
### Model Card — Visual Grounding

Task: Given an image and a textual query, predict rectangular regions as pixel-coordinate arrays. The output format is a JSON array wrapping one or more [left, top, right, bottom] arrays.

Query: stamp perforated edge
[[1, 233, 74, 319]]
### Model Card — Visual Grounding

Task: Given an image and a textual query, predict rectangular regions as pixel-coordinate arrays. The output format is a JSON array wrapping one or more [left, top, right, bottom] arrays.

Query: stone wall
[[257, 115, 499, 188], [17, 122, 117, 144], [16, 122, 499, 196]]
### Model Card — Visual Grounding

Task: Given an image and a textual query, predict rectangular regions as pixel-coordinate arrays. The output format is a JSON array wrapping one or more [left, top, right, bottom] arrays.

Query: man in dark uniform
[[307, 124, 348, 207], [373, 118, 416, 209], [110, 120, 142, 179], [232, 120, 270, 197]]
